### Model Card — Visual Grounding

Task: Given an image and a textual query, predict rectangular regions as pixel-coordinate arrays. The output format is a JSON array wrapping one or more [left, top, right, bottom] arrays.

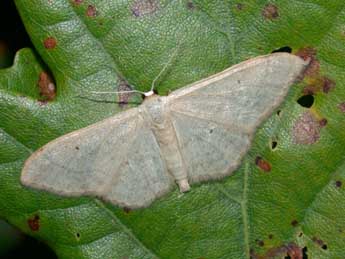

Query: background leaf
[[1, 0, 345, 258]]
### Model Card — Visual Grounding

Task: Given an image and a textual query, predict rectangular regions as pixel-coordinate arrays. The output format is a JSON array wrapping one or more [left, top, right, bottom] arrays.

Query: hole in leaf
[[321, 244, 327, 250], [271, 140, 278, 150], [302, 247, 308, 258], [297, 95, 314, 108], [272, 46, 292, 53]]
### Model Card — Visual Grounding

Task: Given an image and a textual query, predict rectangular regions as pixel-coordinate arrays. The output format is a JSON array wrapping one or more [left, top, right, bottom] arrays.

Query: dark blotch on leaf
[[38, 72, 56, 101], [28, 215, 40, 231], [255, 156, 271, 172], [268, 234, 273, 239], [262, 4, 279, 20], [256, 239, 264, 247], [335, 180, 342, 188], [322, 77, 335, 93], [131, 0, 159, 17], [286, 243, 304, 259], [291, 219, 298, 227], [297, 95, 314, 108], [302, 85, 319, 95], [319, 118, 327, 127], [43, 37, 57, 49], [292, 111, 320, 145], [272, 46, 292, 53], [117, 80, 133, 108], [253, 242, 302, 258], [86, 5, 97, 17]]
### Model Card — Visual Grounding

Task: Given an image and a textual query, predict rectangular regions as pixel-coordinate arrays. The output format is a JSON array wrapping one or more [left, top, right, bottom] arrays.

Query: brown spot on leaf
[[319, 118, 327, 127], [86, 5, 97, 17], [131, 0, 159, 17], [74, 0, 83, 4], [286, 243, 303, 259], [255, 157, 271, 172], [43, 37, 57, 49], [335, 180, 342, 188], [291, 219, 298, 227], [302, 85, 319, 95], [252, 242, 303, 259], [295, 47, 319, 76], [28, 215, 40, 231], [322, 76, 335, 93], [268, 234, 273, 239], [117, 80, 133, 108], [256, 239, 265, 247], [262, 4, 279, 20], [38, 72, 56, 101], [303, 76, 335, 95], [292, 111, 321, 145]]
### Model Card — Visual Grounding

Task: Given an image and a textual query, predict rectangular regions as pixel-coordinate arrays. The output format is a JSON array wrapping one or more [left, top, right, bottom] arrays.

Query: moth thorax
[[143, 96, 167, 125]]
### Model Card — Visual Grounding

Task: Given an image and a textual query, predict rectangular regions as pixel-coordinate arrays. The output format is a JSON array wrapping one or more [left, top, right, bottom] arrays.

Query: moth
[[21, 53, 307, 209]]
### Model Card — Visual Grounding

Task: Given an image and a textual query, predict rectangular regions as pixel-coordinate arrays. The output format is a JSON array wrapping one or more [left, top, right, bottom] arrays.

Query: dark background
[[0, 1, 56, 258]]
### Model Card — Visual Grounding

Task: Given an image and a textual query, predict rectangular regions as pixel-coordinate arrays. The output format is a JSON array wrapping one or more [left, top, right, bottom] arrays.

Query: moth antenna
[[150, 42, 182, 94], [88, 41, 182, 98], [88, 90, 146, 95]]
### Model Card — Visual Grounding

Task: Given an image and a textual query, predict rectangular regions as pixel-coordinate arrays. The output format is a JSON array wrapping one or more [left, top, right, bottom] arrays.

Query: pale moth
[[21, 53, 307, 209]]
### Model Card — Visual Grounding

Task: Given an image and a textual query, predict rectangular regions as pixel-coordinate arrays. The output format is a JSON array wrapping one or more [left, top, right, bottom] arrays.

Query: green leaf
[[1, 0, 345, 258]]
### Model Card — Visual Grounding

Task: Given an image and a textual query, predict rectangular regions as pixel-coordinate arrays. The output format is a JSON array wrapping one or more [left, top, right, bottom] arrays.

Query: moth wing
[[21, 108, 174, 208], [167, 53, 307, 182]]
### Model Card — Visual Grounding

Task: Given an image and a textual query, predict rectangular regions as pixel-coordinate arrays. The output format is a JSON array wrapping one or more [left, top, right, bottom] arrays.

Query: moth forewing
[[21, 53, 308, 208]]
